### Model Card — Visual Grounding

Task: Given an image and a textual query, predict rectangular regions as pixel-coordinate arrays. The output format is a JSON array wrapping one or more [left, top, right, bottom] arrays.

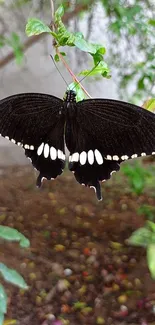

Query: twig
[[56, 48, 92, 98]]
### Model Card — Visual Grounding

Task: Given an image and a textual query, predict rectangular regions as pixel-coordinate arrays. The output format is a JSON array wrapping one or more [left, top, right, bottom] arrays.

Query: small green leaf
[[26, 18, 51, 36], [54, 54, 60, 62], [74, 38, 96, 54], [146, 221, 155, 233], [148, 19, 155, 26], [68, 82, 86, 102], [79, 61, 110, 78], [0, 284, 7, 314], [55, 4, 64, 19], [143, 98, 155, 112], [147, 244, 155, 279], [127, 227, 152, 247], [0, 225, 30, 248], [0, 263, 28, 289], [74, 32, 84, 39], [60, 51, 66, 56]]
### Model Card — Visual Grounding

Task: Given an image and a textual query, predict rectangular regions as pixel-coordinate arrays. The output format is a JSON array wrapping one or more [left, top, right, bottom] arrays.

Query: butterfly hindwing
[[65, 119, 121, 200], [0, 93, 66, 184], [69, 159, 120, 200]]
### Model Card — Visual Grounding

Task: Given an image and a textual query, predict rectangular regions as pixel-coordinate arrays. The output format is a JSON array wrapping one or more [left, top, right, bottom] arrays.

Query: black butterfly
[[0, 90, 155, 201]]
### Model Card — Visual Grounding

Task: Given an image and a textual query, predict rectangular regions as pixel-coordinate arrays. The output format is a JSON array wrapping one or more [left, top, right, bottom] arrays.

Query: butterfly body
[[0, 90, 155, 200]]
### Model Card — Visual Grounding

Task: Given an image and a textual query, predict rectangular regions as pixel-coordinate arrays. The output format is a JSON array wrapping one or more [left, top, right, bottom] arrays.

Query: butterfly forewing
[[65, 97, 155, 200], [76, 98, 155, 159], [0, 93, 66, 184]]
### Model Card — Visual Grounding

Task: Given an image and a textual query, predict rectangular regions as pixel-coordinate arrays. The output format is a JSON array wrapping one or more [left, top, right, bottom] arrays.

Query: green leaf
[[143, 98, 155, 112], [26, 18, 51, 36], [0, 225, 30, 248], [60, 51, 66, 56], [74, 38, 96, 54], [146, 221, 155, 233], [127, 227, 152, 247], [0, 263, 28, 289], [54, 54, 60, 62], [0, 284, 7, 314], [148, 19, 155, 27], [147, 244, 155, 279], [79, 61, 110, 78], [74, 32, 84, 39], [55, 4, 64, 20], [68, 82, 86, 102]]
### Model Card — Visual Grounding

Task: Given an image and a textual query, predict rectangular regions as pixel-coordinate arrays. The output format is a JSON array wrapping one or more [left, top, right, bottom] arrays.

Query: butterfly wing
[[65, 98, 155, 200], [0, 93, 66, 185]]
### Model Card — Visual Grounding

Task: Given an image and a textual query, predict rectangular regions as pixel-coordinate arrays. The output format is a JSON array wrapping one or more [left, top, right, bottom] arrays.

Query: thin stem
[[50, 0, 54, 20], [56, 47, 92, 98], [50, 0, 55, 31]]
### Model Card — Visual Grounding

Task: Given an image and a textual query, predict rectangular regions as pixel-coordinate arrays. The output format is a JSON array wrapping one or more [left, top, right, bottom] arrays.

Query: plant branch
[[55, 48, 92, 98], [0, 1, 94, 70]]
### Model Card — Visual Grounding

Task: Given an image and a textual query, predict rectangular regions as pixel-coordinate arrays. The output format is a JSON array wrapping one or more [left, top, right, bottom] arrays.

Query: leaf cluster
[[25, 4, 110, 101], [0, 225, 29, 325]]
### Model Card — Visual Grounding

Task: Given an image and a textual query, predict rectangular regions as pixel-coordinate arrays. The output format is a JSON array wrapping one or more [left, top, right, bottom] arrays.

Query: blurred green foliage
[[0, 0, 154, 101], [138, 204, 155, 221], [128, 220, 155, 279], [122, 161, 153, 195], [0, 226, 29, 324]]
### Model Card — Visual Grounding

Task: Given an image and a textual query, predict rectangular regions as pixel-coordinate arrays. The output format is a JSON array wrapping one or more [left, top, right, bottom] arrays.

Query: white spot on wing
[[25, 144, 30, 149], [106, 155, 112, 160], [113, 155, 119, 161], [131, 154, 138, 159], [80, 151, 87, 165], [50, 146, 57, 160], [121, 155, 129, 160], [11, 139, 16, 144], [44, 143, 49, 158], [30, 145, 34, 150], [58, 149, 65, 160], [141, 152, 146, 156], [70, 152, 79, 163], [37, 143, 44, 156], [5, 136, 9, 140], [152, 152, 155, 155], [88, 150, 94, 165], [95, 149, 103, 165]]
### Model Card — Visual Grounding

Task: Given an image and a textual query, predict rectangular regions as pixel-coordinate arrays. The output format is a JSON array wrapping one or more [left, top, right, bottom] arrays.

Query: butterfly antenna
[[79, 61, 100, 84], [50, 54, 68, 87], [71, 61, 100, 92]]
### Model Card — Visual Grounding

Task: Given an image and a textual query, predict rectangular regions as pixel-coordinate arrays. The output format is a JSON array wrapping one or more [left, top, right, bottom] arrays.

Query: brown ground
[[0, 165, 155, 325]]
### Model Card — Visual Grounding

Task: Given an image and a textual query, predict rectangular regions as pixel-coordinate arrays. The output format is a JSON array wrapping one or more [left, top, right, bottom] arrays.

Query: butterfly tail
[[90, 181, 102, 201]]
